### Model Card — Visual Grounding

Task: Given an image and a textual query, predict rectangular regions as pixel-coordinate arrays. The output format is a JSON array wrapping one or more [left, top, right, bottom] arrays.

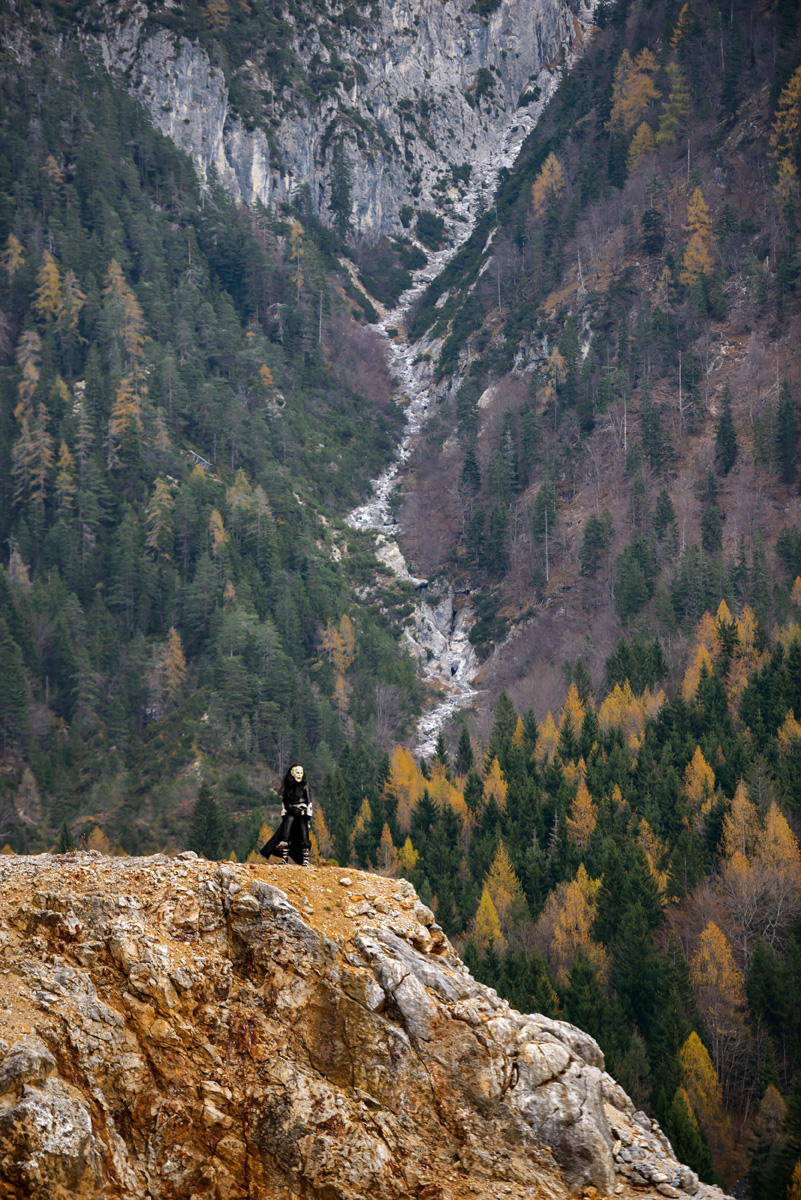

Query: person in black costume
[[260, 764, 313, 867]]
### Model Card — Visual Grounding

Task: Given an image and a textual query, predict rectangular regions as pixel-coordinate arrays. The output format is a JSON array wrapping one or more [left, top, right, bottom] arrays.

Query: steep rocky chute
[[80, 0, 596, 752], [346, 35, 592, 754], [0, 852, 732, 1200]]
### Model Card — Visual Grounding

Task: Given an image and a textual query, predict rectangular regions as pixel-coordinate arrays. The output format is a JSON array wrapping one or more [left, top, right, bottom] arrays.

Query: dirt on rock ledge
[[0, 853, 732, 1200]]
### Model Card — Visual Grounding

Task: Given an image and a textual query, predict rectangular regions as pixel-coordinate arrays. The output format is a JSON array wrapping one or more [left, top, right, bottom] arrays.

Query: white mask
[[290, 766, 304, 782]]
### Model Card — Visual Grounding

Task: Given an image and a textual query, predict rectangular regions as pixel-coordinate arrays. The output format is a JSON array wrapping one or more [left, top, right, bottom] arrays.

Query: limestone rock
[[80, 0, 592, 241], [0, 855, 734, 1200]]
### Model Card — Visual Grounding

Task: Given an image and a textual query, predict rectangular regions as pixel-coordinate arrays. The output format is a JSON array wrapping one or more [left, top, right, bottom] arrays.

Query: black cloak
[[260, 765, 311, 864]]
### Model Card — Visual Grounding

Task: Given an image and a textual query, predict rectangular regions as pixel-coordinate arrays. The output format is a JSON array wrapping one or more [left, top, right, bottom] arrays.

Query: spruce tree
[[714, 382, 738, 475], [776, 381, 798, 485], [188, 783, 225, 860], [455, 724, 474, 775]]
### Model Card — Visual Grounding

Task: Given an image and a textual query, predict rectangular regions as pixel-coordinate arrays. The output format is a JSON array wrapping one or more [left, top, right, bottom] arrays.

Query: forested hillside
[[395, 0, 801, 718], [308, 0, 801, 1191], [0, 36, 421, 855]]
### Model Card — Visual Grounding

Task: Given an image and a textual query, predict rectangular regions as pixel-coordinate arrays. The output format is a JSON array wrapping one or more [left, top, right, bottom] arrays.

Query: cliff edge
[[0, 854, 731, 1200]]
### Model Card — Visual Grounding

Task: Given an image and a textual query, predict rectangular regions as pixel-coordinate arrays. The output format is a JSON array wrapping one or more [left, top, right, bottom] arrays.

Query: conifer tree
[[776, 381, 798, 485], [680, 189, 713, 288], [329, 141, 353, 240], [188, 784, 225, 860], [656, 63, 691, 147], [714, 383, 738, 476]]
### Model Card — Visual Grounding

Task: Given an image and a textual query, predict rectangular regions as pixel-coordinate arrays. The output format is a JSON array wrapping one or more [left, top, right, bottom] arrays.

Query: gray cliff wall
[[91, 0, 590, 240]]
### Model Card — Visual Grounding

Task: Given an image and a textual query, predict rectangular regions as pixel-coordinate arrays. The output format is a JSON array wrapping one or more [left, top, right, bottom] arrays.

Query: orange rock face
[[0, 854, 726, 1200]]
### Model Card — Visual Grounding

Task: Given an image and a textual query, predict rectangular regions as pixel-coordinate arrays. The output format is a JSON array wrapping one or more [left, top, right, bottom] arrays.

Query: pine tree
[[188, 784, 225, 860], [580, 510, 614, 578], [714, 383, 738, 476], [776, 381, 798, 485], [642, 206, 665, 256], [55, 820, 73, 854], [455, 724, 474, 775], [461, 443, 481, 492], [0, 619, 27, 756], [329, 141, 353, 240]]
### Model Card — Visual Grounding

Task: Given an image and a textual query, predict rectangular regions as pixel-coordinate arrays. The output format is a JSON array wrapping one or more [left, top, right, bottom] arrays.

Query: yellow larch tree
[[690, 922, 747, 1095], [204, 0, 230, 30], [638, 818, 669, 897], [789, 1161, 801, 1200], [597, 680, 654, 752], [791, 577, 801, 609], [427, 761, 467, 820], [626, 121, 655, 171], [541, 863, 606, 984], [15, 330, 41, 424], [58, 270, 86, 338], [680, 188, 712, 288], [33, 251, 62, 322], [679, 1031, 722, 1130], [567, 778, 597, 849], [226, 467, 254, 514], [55, 441, 77, 516], [312, 806, 332, 858], [2, 232, 24, 279], [485, 842, 529, 937], [385, 746, 426, 833], [470, 886, 506, 953], [209, 508, 229, 558], [608, 48, 660, 132], [530, 152, 565, 218], [108, 375, 142, 462], [682, 643, 714, 702], [537, 711, 559, 764], [164, 627, 186, 702], [397, 836, 420, 878], [512, 715, 526, 748], [754, 803, 801, 946], [483, 756, 508, 811], [145, 477, 174, 560], [721, 780, 760, 861], [670, 3, 695, 53], [683, 746, 715, 827], [778, 710, 801, 755], [376, 824, 398, 876], [559, 683, 586, 739], [770, 65, 801, 174]]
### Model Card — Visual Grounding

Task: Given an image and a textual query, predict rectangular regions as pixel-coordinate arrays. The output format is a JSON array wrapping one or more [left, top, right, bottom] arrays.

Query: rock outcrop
[[81, 0, 591, 239], [0, 853, 730, 1200]]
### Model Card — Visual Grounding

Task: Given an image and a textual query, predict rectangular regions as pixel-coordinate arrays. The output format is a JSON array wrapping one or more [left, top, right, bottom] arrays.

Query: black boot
[[281, 846, 289, 866], [302, 847, 310, 868]]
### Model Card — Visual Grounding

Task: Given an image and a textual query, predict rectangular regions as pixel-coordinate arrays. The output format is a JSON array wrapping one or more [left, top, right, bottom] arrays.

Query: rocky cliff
[[0, 852, 731, 1200], [80, 0, 590, 239]]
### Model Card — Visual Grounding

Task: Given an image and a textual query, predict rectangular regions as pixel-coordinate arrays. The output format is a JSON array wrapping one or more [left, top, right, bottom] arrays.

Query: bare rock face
[[0, 855, 732, 1200], [80, 0, 592, 240]]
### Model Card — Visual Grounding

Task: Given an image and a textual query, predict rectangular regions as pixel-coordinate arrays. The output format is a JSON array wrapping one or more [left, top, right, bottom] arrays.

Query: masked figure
[[261, 764, 312, 867]]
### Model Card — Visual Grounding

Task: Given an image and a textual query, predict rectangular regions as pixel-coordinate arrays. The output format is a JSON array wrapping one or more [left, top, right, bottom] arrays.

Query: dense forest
[[311, 597, 801, 1193], [0, 33, 422, 855]]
